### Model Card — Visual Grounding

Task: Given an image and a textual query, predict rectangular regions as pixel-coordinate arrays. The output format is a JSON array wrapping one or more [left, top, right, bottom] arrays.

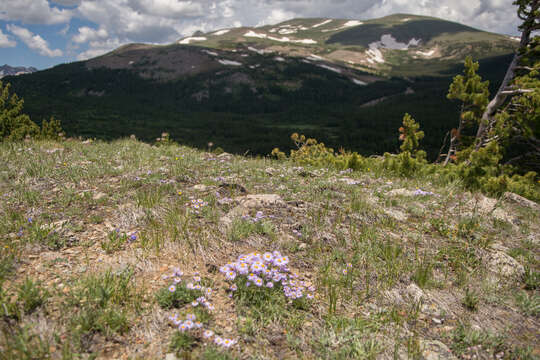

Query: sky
[[0, 0, 521, 70]]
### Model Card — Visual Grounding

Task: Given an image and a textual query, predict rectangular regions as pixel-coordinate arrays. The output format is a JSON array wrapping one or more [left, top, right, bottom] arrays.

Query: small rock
[[383, 289, 404, 305], [265, 167, 277, 176], [486, 251, 525, 277], [503, 192, 540, 211], [384, 208, 408, 221], [492, 208, 515, 224], [219, 205, 250, 227], [339, 177, 362, 185], [236, 194, 285, 208], [405, 283, 425, 302], [218, 183, 247, 195], [468, 194, 498, 214], [527, 233, 539, 245], [421, 340, 456, 360], [298, 243, 308, 250], [388, 188, 416, 197], [93, 192, 107, 200], [192, 184, 209, 191], [164, 353, 178, 360]]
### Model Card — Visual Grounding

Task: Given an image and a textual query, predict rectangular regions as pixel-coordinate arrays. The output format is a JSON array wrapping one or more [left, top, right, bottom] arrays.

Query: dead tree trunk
[[474, 0, 539, 150]]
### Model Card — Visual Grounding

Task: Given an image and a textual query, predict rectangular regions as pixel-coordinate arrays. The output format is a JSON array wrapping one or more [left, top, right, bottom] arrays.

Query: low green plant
[[67, 268, 140, 347], [271, 133, 368, 171], [0, 324, 51, 360], [200, 346, 236, 360], [0, 284, 19, 320], [169, 331, 197, 356], [227, 217, 275, 242], [411, 258, 433, 289], [515, 291, 539, 316], [450, 322, 504, 357], [522, 266, 540, 290], [17, 278, 48, 314], [156, 282, 202, 309], [462, 287, 479, 311], [231, 276, 287, 322], [101, 230, 128, 254]]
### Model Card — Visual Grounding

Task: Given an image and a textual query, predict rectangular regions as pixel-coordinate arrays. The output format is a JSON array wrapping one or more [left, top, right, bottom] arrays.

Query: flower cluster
[[414, 189, 436, 196], [165, 268, 236, 349], [220, 251, 315, 300], [186, 198, 208, 214], [241, 211, 265, 223], [341, 263, 352, 275], [292, 229, 302, 238], [169, 313, 203, 332]]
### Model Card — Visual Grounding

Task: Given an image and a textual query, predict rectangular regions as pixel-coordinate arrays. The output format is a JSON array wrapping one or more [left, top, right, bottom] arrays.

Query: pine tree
[[444, 56, 490, 164], [38, 116, 64, 141], [399, 112, 425, 159], [0, 81, 39, 141]]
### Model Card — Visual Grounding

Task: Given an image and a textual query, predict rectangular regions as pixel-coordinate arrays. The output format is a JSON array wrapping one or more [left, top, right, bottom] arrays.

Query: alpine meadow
[[0, 1, 539, 359]]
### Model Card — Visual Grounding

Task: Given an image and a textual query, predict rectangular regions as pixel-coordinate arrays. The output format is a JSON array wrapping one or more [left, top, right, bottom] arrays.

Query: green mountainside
[[6, 14, 518, 158]]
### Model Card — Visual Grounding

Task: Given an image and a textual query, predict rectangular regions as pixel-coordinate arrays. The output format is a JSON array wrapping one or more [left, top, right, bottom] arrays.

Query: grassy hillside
[[0, 139, 538, 359], [7, 52, 514, 160]]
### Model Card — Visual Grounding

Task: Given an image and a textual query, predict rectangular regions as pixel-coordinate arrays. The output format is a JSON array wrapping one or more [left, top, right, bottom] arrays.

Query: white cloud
[[59, 24, 70, 36], [0, 0, 72, 25], [257, 9, 296, 26], [7, 24, 63, 57], [0, 28, 16, 48], [72, 26, 108, 43], [76, 37, 122, 60], [362, 0, 519, 34], [51, 0, 82, 5], [129, 0, 203, 18]]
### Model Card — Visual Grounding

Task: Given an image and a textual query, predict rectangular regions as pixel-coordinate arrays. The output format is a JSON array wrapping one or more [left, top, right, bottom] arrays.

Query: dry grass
[[0, 138, 538, 359]]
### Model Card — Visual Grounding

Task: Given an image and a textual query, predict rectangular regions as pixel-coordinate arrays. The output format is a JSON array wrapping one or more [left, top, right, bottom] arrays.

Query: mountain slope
[[5, 14, 517, 158]]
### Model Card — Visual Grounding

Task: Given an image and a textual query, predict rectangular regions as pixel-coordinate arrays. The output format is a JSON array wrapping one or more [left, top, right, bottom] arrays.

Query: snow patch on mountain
[[278, 28, 297, 35], [248, 47, 267, 55], [218, 59, 242, 66], [244, 30, 316, 44], [366, 45, 385, 64], [244, 31, 267, 39], [179, 37, 207, 44], [318, 64, 341, 73], [416, 49, 435, 57], [292, 38, 317, 44], [307, 54, 324, 61], [212, 29, 230, 36], [321, 20, 363, 32], [312, 19, 332, 28], [352, 78, 367, 85]]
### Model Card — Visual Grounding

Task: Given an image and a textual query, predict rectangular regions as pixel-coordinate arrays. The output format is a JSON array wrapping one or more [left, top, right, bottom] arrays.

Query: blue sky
[[0, 0, 521, 70]]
